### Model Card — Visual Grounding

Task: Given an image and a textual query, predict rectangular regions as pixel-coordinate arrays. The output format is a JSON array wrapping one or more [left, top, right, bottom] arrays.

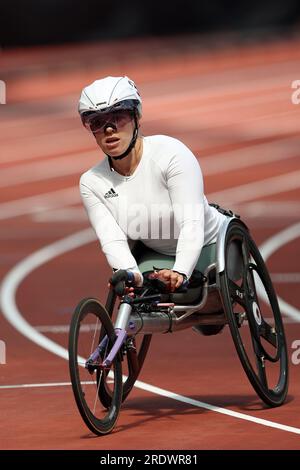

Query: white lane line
[[0, 151, 99, 189], [239, 201, 300, 218], [202, 136, 300, 177], [271, 273, 300, 283], [209, 169, 300, 206], [35, 325, 69, 333], [0, 187, 79, 221], [146, 92, 295, 126], [0, 382, 93, 390], [1, 379, 300, 436], [1, 227, 300, 435], [32, 206, 86, 223], [0, 128, 89, 165], [133, 379, 300, 435], [35, 323, 100, 333], [259, 222, 300, 322]]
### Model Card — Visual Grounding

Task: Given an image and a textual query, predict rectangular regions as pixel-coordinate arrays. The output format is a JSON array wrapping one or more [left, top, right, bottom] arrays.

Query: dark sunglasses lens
[[115, 110, 133, 123], [89, 116, 107, 132], [83, 110, 133, 133]]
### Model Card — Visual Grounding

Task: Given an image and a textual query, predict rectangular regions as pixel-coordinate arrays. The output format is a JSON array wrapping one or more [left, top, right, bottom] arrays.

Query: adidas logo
[[104, 188, 119, 199]]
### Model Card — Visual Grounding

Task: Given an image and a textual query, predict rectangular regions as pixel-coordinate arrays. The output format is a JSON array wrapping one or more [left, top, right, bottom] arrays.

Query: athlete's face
[[91, 111, 136, 157]]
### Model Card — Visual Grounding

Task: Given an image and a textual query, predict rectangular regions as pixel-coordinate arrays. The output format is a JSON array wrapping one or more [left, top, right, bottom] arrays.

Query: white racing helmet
[[78, 76, 142, 160], [78, 76, 142, 117]]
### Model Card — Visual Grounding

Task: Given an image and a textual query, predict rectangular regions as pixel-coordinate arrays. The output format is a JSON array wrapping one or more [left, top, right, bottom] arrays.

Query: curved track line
[[0, 187, 79, 221], [209, 169, 300, 205], [259, 221, 300, 321], [1, 228, 300, 435], [0, 229, 95, 360]]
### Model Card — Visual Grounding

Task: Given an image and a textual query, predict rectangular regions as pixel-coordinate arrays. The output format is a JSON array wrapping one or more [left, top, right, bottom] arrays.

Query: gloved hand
[[109, 269, 137, 297]]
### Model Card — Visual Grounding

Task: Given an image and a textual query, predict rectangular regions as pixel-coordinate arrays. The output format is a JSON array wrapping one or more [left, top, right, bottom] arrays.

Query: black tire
[[219, 220, 289, 407], [68, 298, 123, 435]]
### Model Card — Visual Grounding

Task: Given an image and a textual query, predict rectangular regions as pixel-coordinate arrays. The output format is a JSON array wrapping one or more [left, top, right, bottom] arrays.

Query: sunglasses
[[82, 110, 134, 134]]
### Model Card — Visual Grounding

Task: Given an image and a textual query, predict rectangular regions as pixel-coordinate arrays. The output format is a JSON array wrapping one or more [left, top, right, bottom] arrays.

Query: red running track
[[0, 35, 300, 449]]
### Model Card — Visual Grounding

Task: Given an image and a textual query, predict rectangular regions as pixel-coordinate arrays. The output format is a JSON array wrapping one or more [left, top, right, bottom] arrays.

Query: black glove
[[110, 269, 135, 296]]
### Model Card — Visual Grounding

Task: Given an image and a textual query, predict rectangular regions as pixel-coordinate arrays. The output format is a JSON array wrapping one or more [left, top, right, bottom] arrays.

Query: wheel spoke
[[90, 318, 100, 355], [241, 236, 260, 303], [227, 278, 247, 307], [250, 331, 269, 389], [255, 354, 268, 389], [93, 369, 103, 414], [260, 321, 277, 348]]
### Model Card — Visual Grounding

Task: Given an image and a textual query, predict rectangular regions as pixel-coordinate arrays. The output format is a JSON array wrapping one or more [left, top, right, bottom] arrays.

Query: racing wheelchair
[[68, 212, 289, 435]]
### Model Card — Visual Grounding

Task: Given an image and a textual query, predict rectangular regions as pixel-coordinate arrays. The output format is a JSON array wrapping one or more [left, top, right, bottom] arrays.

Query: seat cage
[[128, 216, 248, 326], [172, 217, 248, 320]]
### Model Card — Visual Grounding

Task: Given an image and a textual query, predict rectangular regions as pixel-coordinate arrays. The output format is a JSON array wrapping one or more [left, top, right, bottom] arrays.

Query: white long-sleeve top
[[80, 135, 226, 284]]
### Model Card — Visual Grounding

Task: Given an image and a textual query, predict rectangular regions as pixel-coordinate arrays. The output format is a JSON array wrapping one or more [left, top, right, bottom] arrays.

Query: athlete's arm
[[80, 178, 143, 286], [166, 142, 205, 279]]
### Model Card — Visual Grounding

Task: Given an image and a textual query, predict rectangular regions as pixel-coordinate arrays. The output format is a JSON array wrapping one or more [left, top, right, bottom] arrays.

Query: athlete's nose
[[104, 122, 117, 133]]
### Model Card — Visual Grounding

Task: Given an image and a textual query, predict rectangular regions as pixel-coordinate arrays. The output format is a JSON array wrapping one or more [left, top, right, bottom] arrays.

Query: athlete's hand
[[107, 282, 135, 298], [108, 270, 140, 297], [108, 284, 135, 297], [149, 269, 184, 292]]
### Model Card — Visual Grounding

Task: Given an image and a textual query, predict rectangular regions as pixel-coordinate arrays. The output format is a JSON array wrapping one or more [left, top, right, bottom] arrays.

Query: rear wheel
[[68, 298, 123, 435], [220, 221, 289, 407]]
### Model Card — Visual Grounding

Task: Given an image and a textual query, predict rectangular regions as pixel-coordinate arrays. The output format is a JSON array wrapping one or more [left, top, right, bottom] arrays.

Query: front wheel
[[68, 298, 123, 435]]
